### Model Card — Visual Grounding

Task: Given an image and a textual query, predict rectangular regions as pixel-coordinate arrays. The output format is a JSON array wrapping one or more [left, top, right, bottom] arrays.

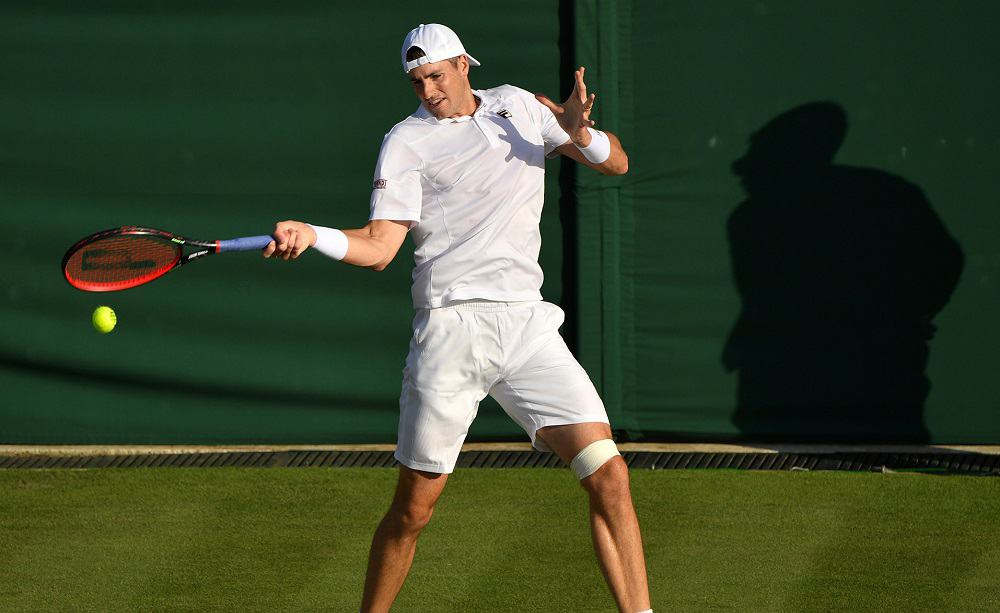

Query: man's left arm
[[536, 66, 629, 176]]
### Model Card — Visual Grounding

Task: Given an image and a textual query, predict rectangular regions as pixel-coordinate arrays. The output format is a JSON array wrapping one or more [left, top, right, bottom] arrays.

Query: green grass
[[1, 468, 998, 612]]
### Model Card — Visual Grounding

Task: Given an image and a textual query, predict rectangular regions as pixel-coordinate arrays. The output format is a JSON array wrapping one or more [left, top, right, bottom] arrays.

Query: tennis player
[[265, 23, 651, 613]]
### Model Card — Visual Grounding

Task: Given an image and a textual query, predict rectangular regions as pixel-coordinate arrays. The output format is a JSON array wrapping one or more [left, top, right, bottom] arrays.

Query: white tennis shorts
[[395, 300, 610, 474]]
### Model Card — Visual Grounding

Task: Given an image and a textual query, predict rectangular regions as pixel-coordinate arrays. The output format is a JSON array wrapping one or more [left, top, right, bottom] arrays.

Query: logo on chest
[[497, 109, 513, 119]]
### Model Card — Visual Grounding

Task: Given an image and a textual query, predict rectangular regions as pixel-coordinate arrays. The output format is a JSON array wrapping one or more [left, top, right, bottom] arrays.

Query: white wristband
[[575, 128, 611, 164], [307, 224, 349, 261]]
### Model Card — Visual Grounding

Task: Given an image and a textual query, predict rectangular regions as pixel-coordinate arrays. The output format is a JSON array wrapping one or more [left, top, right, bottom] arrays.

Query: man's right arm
[[264, 127, 419, 270], [263, 219, 410, 272]]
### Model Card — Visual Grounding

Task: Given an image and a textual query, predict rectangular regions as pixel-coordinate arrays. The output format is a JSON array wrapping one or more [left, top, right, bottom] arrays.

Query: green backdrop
[[2, 1, 997, 444], [574, 0, 997, 443], [0, 2, 562, 443]]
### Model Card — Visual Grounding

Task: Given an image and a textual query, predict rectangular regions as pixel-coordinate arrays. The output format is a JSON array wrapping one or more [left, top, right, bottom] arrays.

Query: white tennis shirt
[[369, 85, 571, 308]]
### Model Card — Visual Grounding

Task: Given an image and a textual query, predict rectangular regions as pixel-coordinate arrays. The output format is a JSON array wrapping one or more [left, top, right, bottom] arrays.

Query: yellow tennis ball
[[92, 306, 117, 334]]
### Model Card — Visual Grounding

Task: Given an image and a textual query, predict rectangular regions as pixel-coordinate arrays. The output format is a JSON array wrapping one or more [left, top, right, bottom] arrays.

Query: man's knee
[[569, 438, 620, 479], [385, 500, 436, 536], [382, 466, 447, 537], [581, 455, 632, 504]]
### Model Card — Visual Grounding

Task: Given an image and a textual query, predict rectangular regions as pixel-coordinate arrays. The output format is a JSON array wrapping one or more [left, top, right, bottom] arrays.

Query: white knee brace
[[570, 439, 620, 479]]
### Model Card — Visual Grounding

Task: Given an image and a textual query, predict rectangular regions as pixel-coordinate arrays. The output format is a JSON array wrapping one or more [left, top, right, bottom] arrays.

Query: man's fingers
[[272, 227, 291, 259], [268, 221, 313, 261], [274, 227, 289, 251], [282, 230, 297, 260], [291, 233, 308, 259], [575, 66, 588, 100]]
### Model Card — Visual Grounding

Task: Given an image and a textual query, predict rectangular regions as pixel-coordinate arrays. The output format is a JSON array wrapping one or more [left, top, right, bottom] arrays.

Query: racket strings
[[64, 235, 180, 290]]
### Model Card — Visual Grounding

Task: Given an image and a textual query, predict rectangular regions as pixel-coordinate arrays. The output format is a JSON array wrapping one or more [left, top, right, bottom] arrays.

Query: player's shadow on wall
[[723, 102, 964, 443]]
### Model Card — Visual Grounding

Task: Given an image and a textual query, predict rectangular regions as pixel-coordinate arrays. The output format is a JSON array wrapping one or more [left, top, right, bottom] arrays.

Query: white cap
[[401, 23, 481, 74]]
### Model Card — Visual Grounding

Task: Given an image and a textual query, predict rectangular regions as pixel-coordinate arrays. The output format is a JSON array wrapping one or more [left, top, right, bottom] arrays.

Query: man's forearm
[[267, 219, 408, 269], [315, 220, 409, 272], [598, 131, 629, 175], [559, 130, 629, 176], [340, 227, 399, 271]]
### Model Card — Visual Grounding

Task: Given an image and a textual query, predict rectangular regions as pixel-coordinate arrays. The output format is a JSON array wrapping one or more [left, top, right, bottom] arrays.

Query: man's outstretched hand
[[536, 66, 596, 147]]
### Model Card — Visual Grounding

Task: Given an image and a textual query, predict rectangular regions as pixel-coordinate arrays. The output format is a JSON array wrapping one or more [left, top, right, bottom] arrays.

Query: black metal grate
[[1, 450, 998, 474]]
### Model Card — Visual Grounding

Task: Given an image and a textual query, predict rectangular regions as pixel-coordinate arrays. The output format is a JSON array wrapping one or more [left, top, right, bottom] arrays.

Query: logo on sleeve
[[373, 179, 387, 189]]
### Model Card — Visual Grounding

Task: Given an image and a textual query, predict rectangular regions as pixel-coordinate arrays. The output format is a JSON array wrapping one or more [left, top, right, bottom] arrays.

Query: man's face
[[408, 56, 472, 119]]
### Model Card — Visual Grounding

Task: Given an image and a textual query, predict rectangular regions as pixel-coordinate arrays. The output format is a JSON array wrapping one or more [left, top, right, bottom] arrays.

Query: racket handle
[[216, 235, 274, 253]]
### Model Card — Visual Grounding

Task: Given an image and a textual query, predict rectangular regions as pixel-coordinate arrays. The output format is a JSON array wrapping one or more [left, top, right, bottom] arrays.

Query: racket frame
[[62, 226, 231, 292]]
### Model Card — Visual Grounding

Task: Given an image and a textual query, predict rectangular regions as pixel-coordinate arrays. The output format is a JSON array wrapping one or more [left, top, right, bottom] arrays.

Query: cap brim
[[403, 53, 481, 73]]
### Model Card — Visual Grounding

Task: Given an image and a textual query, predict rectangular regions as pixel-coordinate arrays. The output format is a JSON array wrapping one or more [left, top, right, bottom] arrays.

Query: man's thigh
[[388, 465, 449, 514], [534, 422, 614, 465], [396, 308, 488, 474], [490, 307, 610, 452]]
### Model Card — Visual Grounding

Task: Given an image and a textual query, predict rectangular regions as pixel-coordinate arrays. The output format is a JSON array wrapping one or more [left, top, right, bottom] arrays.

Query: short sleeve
[[369, 133, 422, 225]]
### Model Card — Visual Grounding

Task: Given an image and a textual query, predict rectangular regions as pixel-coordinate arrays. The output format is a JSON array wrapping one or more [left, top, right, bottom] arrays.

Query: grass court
[[1, 467, 998, 611]]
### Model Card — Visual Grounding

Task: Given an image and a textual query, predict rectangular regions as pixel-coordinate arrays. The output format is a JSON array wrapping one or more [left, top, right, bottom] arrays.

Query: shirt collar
[[413, 89, 498, 124]]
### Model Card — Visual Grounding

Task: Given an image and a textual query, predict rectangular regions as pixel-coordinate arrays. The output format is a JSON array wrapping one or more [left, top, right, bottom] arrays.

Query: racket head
[[62, 227, 185, 292]]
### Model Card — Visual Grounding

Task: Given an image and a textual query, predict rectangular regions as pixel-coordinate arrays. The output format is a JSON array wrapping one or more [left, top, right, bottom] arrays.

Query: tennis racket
[[62, 226, 274, 292]]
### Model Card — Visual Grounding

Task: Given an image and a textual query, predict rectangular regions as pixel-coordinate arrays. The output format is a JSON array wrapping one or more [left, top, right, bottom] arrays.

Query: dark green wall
[[3, 1, 998, 444], [575, 1, 998, 442], [0, 2, 563, 443]]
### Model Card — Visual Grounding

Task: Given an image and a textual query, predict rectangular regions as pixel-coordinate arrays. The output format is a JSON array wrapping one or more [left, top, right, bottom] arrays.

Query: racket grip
[[216, 235, 274, 253]]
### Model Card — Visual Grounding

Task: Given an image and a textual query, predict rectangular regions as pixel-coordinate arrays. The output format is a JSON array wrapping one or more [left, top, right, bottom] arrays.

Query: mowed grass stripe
[[0, 469, 998, 612], [781, 478, 995, 613], [0, 470, 393, 610], [633, 472, 1000, 613]]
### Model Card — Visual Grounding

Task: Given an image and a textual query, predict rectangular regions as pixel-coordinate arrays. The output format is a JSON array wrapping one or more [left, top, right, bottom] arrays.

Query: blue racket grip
[[216, 235, 274, 253]]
